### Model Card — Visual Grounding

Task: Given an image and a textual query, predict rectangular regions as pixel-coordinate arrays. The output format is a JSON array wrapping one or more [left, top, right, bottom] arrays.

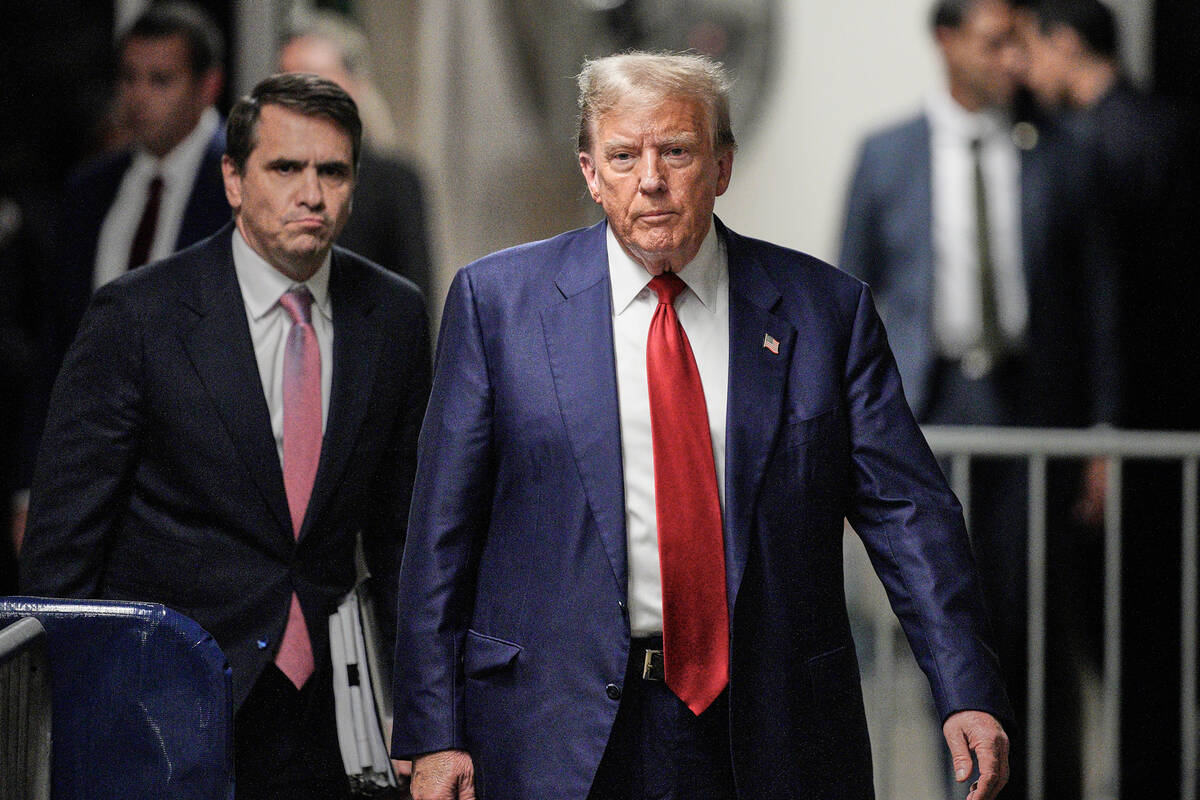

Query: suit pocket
[[807, 643, 861, 707], [785, 407, 836, 450], [463, 629, 522, 678]]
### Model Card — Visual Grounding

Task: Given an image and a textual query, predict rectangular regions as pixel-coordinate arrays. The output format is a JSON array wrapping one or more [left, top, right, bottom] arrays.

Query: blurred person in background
[[1016, 2, 1200, 795], [840, 0, 1118, 796], [13, 1, 229, 548], [278, 9, 433, 301]]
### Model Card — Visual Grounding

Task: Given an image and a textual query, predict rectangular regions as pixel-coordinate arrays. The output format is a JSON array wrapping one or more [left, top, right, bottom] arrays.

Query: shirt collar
[[129, 106, 221, 183], [608, 219, 723, 315], [925, 85, 1010, 143], [231, 227, 332, 323]]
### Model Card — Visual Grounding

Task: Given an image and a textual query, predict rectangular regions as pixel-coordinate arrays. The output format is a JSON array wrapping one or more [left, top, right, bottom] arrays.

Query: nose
[[298, 167, 324, 208], [638, 152, 666, 193]]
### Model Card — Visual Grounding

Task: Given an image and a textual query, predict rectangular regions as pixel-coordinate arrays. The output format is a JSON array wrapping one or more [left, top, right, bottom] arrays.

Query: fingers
[[410, 749, 475, 800], [943, 710, 1009, 800], [942, 718, 974, 783]]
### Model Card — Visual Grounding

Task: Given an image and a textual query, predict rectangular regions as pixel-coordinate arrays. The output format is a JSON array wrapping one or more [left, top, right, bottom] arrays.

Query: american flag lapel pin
[[763, 333, 780, 355]]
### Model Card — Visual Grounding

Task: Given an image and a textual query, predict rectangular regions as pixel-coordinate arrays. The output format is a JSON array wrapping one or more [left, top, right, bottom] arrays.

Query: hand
[[391, 758, 412, 789], [943, 710, 1009, 800], [1073, 457, 1107, 526], [410, 749, 475, 800]]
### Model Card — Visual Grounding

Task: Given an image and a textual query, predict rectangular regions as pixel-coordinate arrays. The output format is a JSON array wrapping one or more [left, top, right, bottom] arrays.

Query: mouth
[[287, 217, 329, 231], [636, 210, 677, 224]]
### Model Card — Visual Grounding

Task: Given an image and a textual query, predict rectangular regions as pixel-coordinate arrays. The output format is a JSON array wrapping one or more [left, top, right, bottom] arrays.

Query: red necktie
[[646, 272, 729, 715], [127, 175, 164, 270], [275, 287, 320, 688]]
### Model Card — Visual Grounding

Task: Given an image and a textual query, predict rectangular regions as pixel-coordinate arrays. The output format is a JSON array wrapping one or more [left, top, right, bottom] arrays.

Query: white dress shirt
[[608, 221, 729, 636], [231, 228, 334, 465], [93, 107, 222, 290], [926, 88, 1028, 356]]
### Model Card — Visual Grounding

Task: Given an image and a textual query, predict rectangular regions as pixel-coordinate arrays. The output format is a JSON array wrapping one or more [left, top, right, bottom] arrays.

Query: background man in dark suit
[[840, 1, 1117, 796], [1016, 2, 1199, 795], [278, 9, 434, 301], [19, 73, 430, 800], [392, 51, 1010, 800], [14, 2, 231, 546]]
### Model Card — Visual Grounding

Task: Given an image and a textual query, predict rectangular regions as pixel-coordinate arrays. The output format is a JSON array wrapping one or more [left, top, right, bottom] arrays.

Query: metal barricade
[[0, 617, 51, 800], [849, 426, 1200, 800]]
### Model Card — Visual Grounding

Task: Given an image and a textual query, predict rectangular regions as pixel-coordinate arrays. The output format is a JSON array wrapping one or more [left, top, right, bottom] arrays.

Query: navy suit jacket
[[20, 223, 431, 708], [392, 219, 1010, 799], [840, 112, 1118, 425]]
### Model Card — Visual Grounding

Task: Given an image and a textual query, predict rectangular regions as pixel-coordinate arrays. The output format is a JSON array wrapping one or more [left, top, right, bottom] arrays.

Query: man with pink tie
[[20, 73, 430, 799]]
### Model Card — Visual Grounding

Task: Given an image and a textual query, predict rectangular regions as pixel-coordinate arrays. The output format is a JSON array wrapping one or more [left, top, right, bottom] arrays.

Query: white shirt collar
[[608, 219, 723, 315], [925, 85, 1010, 143], [128, 106, 221, 183], [231, 227, 332, 323]]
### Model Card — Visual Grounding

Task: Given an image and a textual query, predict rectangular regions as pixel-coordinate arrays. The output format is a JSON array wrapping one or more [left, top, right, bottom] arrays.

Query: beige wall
[[350, 0, 1153, 325]]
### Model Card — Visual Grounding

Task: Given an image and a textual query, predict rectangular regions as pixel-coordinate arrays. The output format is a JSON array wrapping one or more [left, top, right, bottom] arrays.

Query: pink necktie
[[646, 273, 729, 715], [275, 287, 320, 688]]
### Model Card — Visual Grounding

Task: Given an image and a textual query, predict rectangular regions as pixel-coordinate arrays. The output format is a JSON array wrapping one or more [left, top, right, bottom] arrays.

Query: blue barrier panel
[[0, 598, 233, 800]]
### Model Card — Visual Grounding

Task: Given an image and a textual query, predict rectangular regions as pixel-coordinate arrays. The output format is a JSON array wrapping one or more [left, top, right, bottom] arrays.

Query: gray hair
[[576, 52, 736, 155]]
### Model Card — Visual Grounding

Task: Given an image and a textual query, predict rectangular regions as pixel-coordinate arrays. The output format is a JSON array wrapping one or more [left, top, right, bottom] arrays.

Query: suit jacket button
[[256, 638, 269, 650], [606, 683, 622, 701]]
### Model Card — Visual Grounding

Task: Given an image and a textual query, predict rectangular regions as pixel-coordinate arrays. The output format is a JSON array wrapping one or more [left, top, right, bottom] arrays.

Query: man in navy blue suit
[[393, 51, 1011, 800]]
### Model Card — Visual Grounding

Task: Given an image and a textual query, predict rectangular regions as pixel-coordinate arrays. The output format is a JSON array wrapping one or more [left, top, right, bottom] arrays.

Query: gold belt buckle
[[641, 649, 665, 681]]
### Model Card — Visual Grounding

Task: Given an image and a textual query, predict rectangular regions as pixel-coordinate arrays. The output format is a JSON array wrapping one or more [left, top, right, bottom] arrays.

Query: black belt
[[630, 635, 665, 681]]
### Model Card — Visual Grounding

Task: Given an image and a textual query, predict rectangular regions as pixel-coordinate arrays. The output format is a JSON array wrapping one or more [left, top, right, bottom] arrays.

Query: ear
[[714, 148, 734, 197], [199, 68, 224, 107], [221, 154, 243, 213], [578, 151, 602, 204]]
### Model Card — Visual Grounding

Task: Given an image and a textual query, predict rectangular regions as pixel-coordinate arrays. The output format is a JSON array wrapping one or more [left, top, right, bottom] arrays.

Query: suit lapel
[[178, 226, 293, 540], [721, 223, 796, 617], [301, 251, 382, 540], [541, 222, 628, 596]]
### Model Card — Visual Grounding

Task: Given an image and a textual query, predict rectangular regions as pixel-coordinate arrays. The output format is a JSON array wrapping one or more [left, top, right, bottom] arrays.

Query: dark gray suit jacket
[[20, 223, 430, 708], [839, 112, 1118, 426]]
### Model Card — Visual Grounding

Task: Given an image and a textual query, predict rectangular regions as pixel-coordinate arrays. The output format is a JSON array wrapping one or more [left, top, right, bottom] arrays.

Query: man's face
[[222, 104, 355, 281], [118, 34, 218, 157], [938, 0, 1020, 111], [579, 94, 733, 275], [1014, 14, 1074, 107]]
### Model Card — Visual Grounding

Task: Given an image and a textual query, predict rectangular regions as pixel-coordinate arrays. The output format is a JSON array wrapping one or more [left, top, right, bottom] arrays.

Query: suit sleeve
[[391, 268, 494, 759], [18, 283, 145, 597], [362, 291, 432, 688], [841, 282, 1013, 728]]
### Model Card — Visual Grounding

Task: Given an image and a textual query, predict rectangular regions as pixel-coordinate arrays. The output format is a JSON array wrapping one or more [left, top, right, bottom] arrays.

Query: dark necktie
[[971, 138, 1004, 359], [646, 272, 729, 716], [275, 287, 321, 688], [127, 175, 164, 270]]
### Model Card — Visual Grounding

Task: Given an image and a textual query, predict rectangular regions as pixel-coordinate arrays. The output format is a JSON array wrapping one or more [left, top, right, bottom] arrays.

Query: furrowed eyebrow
[[265, 158, 305, 170]]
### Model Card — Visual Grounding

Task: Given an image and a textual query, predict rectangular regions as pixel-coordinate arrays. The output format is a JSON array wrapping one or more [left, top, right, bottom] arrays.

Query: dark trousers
[[234, 662, 350, 800], [588, 638, 737, 800]]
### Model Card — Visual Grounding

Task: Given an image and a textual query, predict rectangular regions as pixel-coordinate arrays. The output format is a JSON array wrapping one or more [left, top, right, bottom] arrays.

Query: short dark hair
[[119, 1, 225, 77], [1028, 0, 1118, 59], [225, 72, 363, 173], [930, 0, 1005, 31]]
